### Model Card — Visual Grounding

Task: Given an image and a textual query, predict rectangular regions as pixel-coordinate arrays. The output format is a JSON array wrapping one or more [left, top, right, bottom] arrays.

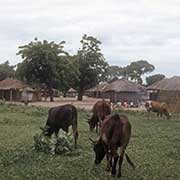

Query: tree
[[146, 74, 165, 86], [56, 55, 79, 97], [74, 34, 109, 101], [123, 60, 155, 84], [17, 38, 68, 101], [0, 61, 15, 81], [106, 65, 123, 80]]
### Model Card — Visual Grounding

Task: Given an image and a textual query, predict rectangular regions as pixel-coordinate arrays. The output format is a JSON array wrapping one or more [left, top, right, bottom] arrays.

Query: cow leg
[[54, 128, 59, 138], [117, 148, 125, 178], [105, 150, 111, 172], [157, 112, 159, 117], [95, 123, 98, 133], [111, 148, 119, 176], [72, 125, 78, 148]]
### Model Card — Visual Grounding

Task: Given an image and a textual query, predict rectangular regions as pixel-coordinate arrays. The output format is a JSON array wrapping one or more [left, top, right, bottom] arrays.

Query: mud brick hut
[[103, 78, 147, 105], [0, 78, 41, 102], [85, 82, 108, 98], [147, 76, 180, 113], [66, 88, 78, 98]]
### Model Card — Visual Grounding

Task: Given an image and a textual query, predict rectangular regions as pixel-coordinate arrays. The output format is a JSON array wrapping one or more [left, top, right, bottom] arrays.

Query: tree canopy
[[0, 61, 15, 81], [146, 74, 165, 86], [17, 39, 68, 101], [107, 60, 155, 84], [74, 34, 109, 100]]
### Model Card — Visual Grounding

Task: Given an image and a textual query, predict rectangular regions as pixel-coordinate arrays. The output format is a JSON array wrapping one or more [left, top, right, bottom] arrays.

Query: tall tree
[[123, 60, 155, 84], [56, 55, 79, 97], [106, 65, 123, 80], [74, 34, 108, 101], [17, 38, 68, 101], [146, 74, 165, 86], [0, 61, 15, 81]]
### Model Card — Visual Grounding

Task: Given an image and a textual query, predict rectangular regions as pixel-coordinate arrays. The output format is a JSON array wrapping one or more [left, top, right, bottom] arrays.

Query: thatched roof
[[67, 88, 77, 93], [0, 78, 30, 90], [87, 82, 108, 92], [147, 76, 180, 91], [103, 78, 146, 93]]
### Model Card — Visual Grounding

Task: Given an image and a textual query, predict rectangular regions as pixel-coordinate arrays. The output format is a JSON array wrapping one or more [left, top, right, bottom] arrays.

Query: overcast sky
[[0, 0, 180, 77]]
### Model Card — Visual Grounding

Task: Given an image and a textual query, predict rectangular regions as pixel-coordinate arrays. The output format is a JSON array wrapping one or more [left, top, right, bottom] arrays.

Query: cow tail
[[125, 153, 135, 170]]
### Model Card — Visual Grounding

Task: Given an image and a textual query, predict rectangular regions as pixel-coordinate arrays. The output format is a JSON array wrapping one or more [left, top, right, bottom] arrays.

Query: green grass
[[0, 104, 180, 180]]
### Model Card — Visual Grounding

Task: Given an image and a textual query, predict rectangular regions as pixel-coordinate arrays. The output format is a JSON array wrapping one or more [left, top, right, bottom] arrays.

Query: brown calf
[[91, 114, 135, 178], [88, 100, 111, 132], [145, 101, 171, 119]]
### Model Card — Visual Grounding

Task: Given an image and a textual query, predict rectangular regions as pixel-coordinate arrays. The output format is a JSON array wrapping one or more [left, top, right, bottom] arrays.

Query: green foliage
[[0, 61, 15, 81], [56, 55, 79, 96], [17, 38, 68, 101], [74, 34, 109, 100], [107, 60, 155, 84], [146, 74, 165, 86], [33, 132, 74, 155]]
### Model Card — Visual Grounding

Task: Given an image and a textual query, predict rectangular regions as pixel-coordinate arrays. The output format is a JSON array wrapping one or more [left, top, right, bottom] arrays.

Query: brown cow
[[145, 101, 171, 119], [91, 114, 135, 178], [88, 100, 111, 132], [41, 104, 78, 148]]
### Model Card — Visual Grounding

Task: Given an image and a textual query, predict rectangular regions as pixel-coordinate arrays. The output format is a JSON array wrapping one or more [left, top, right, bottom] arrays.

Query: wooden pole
[[10, 89, 13, 101]]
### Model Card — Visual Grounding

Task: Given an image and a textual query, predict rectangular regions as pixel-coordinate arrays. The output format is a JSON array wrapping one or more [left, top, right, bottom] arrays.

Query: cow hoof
[[117, 173, 122, 178]]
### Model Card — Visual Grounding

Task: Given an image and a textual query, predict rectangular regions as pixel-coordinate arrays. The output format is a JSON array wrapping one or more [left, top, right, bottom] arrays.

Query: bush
[[33, 131, 74, 155]]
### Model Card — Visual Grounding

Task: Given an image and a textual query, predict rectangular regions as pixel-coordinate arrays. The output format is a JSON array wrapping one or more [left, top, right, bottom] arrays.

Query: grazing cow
[[41, 104, 78, 148], [145, 101, 171, 119], [88, 100, 111, 132], [90, 114, 135, 178]]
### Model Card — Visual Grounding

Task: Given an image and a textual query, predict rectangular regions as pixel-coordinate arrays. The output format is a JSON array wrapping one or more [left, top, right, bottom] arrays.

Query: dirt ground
[[6, 96, 145, 111]]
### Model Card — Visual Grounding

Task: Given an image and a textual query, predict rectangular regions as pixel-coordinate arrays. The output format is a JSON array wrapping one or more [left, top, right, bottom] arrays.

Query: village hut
[[66, 88, 78, 98], [0, 78, 41, 102], [103, 78, 147, 105], [147, 76, 180, 113], [85, 82, 108, 98]]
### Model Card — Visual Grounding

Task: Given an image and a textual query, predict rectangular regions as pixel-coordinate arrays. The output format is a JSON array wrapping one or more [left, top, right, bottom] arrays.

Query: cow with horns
[[90, 114, 135, 178], [87, 100, 111, 132], [40, 104, 78, 148]]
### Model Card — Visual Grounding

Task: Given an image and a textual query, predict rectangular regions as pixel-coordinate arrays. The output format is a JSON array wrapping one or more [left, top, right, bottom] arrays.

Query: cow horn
[[89, 138, 96, 144]]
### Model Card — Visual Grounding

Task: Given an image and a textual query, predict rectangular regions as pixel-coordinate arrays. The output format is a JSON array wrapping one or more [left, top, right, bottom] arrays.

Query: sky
[[0, 0, 180, 77]]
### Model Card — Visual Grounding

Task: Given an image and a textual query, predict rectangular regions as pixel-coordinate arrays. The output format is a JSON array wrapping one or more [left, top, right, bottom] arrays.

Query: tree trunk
[[48, 84, 54, 102], [77, 89, 83, 101]]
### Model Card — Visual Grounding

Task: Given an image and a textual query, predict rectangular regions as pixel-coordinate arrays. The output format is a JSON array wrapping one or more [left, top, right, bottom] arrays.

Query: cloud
[[0, 0, 180, 76]]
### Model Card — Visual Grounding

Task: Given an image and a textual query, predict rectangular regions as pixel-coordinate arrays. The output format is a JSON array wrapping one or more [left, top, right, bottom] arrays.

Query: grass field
[[0, 104, 180, 180]]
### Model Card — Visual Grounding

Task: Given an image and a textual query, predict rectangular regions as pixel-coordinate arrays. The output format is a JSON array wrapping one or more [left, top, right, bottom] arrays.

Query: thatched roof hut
[[147, 76, 180, 91], [0, 78, 40, 102], [67, 88, 77, 97], [85, 82, 108, 98], [103, 78, 147, 104], [147, 76, 180, 112]]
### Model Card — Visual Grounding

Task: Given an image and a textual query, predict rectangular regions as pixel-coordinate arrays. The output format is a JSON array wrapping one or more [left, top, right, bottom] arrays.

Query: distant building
[[66, 88, 78, 98], [0, 78, 41, 102], [103, 78, 147, 105], [147, 76, 180, 113]]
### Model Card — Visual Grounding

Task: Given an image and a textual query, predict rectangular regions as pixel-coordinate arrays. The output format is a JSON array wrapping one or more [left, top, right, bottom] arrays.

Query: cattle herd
[[40, 99, 171, 178]]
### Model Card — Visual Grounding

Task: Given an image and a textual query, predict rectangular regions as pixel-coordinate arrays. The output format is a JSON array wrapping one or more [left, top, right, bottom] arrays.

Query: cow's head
[[40, 126, 53, 137], [90, 138, 106, 165], [167, 112, 172, 119], [87, 115, 98, 131], [145, 102, 151, 112]]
